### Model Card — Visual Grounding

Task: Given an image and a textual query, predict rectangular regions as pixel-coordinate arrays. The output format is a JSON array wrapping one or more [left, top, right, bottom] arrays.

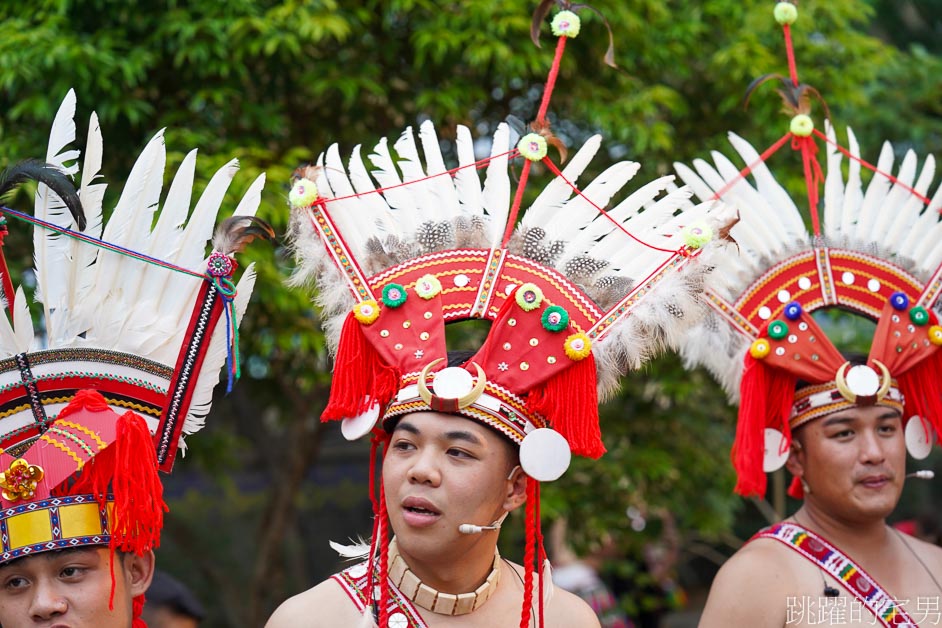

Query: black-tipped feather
[[0, 159, 86, 230]]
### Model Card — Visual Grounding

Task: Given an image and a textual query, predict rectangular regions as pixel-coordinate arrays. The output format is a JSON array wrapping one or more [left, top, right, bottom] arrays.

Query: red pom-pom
[[897, 349, 942, 441], [787, 475, 804, 500]]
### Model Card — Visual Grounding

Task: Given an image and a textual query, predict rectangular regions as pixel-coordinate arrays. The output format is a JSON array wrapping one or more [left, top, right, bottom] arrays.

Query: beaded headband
[[674, 4, 942, 498]]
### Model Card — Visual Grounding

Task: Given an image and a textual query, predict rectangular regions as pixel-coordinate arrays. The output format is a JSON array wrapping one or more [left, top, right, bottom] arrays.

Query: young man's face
[[788, 404, 905, 522], [383, 411, 523, 562], [0, 546, 154, 628]]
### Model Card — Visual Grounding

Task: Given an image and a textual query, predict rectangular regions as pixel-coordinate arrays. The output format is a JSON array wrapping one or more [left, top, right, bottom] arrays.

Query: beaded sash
[[753, 522, 918, 627], [332, 560, 428, 628]]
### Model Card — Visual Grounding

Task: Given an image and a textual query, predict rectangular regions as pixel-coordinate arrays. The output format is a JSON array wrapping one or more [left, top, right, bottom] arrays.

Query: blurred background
[[1, 1, 942, 625]]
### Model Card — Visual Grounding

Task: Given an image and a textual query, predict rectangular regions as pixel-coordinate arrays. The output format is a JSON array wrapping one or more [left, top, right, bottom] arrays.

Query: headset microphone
[[458, 512, 510, 535], [906, 470, 935, 480]]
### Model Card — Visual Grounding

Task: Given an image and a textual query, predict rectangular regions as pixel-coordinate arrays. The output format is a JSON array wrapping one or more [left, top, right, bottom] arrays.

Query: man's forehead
[[815, 405, 902, 426], [0, 545, 105, 571]]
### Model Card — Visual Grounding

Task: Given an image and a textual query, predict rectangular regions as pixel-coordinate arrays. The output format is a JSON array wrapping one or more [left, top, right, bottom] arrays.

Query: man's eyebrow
[[443, 430, 483, 446], [821, 416, 854, 428], [394, 421, 420, 435], [878, 411, 901, 421]]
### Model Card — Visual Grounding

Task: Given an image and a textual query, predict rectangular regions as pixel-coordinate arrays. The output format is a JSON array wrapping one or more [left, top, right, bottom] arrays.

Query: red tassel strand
[[519, 478, 538, 628], [787, 475, 804, 500], [322, 313, 400, 422], [897, 349, 942, 439], [735, 356, 796, 497], [132, 594, 147, 628], [527, 354, 604, 458], [378, 480, 391, 628]]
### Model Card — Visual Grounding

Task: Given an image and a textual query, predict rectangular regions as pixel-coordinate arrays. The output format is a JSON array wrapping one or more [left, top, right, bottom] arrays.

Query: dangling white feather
[[12, 287, 34, 354], [347, 144, 398, 241], [329, 538, 372, 560]]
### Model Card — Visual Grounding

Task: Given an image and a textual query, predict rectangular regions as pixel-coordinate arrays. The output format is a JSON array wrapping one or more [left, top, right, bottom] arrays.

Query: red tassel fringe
[[734, 356, 796, 498], [527, 354, 605, 459], [898, 349, 942, 441], [322, 313, 400, 422], [519, 478, 538, 628], [132, 594, 147, 628], [787, 475, 804, 500]]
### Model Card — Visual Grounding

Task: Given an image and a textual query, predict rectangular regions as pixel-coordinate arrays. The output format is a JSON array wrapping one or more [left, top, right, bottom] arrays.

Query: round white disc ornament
[[432, 367, 474, 399], [519, 428, 571, 482], [845, 365, 880, 396], [341, 402, 381, 441], [763, 428, 790, 472], [905, 416, 936, 460]]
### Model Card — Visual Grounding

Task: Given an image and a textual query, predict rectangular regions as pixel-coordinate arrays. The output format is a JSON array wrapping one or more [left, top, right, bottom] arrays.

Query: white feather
[[454, 125, 483, 217], [481, 123, 511, 246], [33, 90, 81, 343], [368, 137, 418, 237], [523, 135, 602, 230], [418, 120, 461, 220]]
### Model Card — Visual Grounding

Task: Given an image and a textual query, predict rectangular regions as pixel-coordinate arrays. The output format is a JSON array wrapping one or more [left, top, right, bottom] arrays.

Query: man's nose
[[29, 580, 68, 620]]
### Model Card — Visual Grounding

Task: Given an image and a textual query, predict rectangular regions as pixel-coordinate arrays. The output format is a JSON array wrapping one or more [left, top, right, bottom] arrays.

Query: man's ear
[[785, 438, 805, 478], [502, 465, 528, 512], [123, 549, 156, 598]]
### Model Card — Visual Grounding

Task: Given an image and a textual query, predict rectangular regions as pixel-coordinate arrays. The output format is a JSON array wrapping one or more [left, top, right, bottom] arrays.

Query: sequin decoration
[[541, 305, 570, 332], [382, 283, 408, 308], [353, 300, 381, 325], [515, 283, 544, 311], [206, 252, 235, 278], [0, 458, 44, 502]]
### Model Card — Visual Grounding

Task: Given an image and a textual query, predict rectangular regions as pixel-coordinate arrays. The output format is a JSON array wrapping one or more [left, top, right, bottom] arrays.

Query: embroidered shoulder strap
[[331, 561, 429, 627], [752, 522, 918, 627]]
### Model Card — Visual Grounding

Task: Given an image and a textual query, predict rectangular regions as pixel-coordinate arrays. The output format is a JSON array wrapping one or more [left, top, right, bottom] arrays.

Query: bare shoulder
[[901, 532, 942, 571], [699, 538, 798, 628], [265, 578, 361, 628], [546, 585, 602, 628]]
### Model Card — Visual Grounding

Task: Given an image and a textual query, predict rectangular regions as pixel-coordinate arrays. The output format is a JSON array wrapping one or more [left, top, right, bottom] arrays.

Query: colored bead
[[551, 10, 581, 37], [910, 306, 930, 326], [541, 305, 569, 332], [515, 283, 544, 311], [564, 333, 592, 360], [768, 320, 789, 340], [382, 283, 408, 308], [517, 134, 548, 162], [790, 114, 813, 137], [929, 325, 942, 346], [288, 178, 318, 208], [890, 292, 909, 311], [750, 339, 771, 359], [415, 274, 442, 299], [353, 300, 380, 325], [783, 301, 802, 321], [681, 222, 713, 249]]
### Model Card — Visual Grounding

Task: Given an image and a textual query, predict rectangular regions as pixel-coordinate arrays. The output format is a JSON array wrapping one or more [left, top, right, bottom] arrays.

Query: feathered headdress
[[288, 8, 733, 626], [0, 90, 270, 626], [675, 3, 942, 499]]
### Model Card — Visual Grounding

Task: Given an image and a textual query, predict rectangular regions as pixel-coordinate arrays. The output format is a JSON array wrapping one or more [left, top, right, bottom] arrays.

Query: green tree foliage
[[1, 1, 941, 625]]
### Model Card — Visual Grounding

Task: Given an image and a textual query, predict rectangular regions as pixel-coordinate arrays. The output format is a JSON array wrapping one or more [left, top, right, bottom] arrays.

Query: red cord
[[812, 129, 934, 207], [541, 158, 680, 254], [537, 37, 568, 122], [783, 24, 800, 87]]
